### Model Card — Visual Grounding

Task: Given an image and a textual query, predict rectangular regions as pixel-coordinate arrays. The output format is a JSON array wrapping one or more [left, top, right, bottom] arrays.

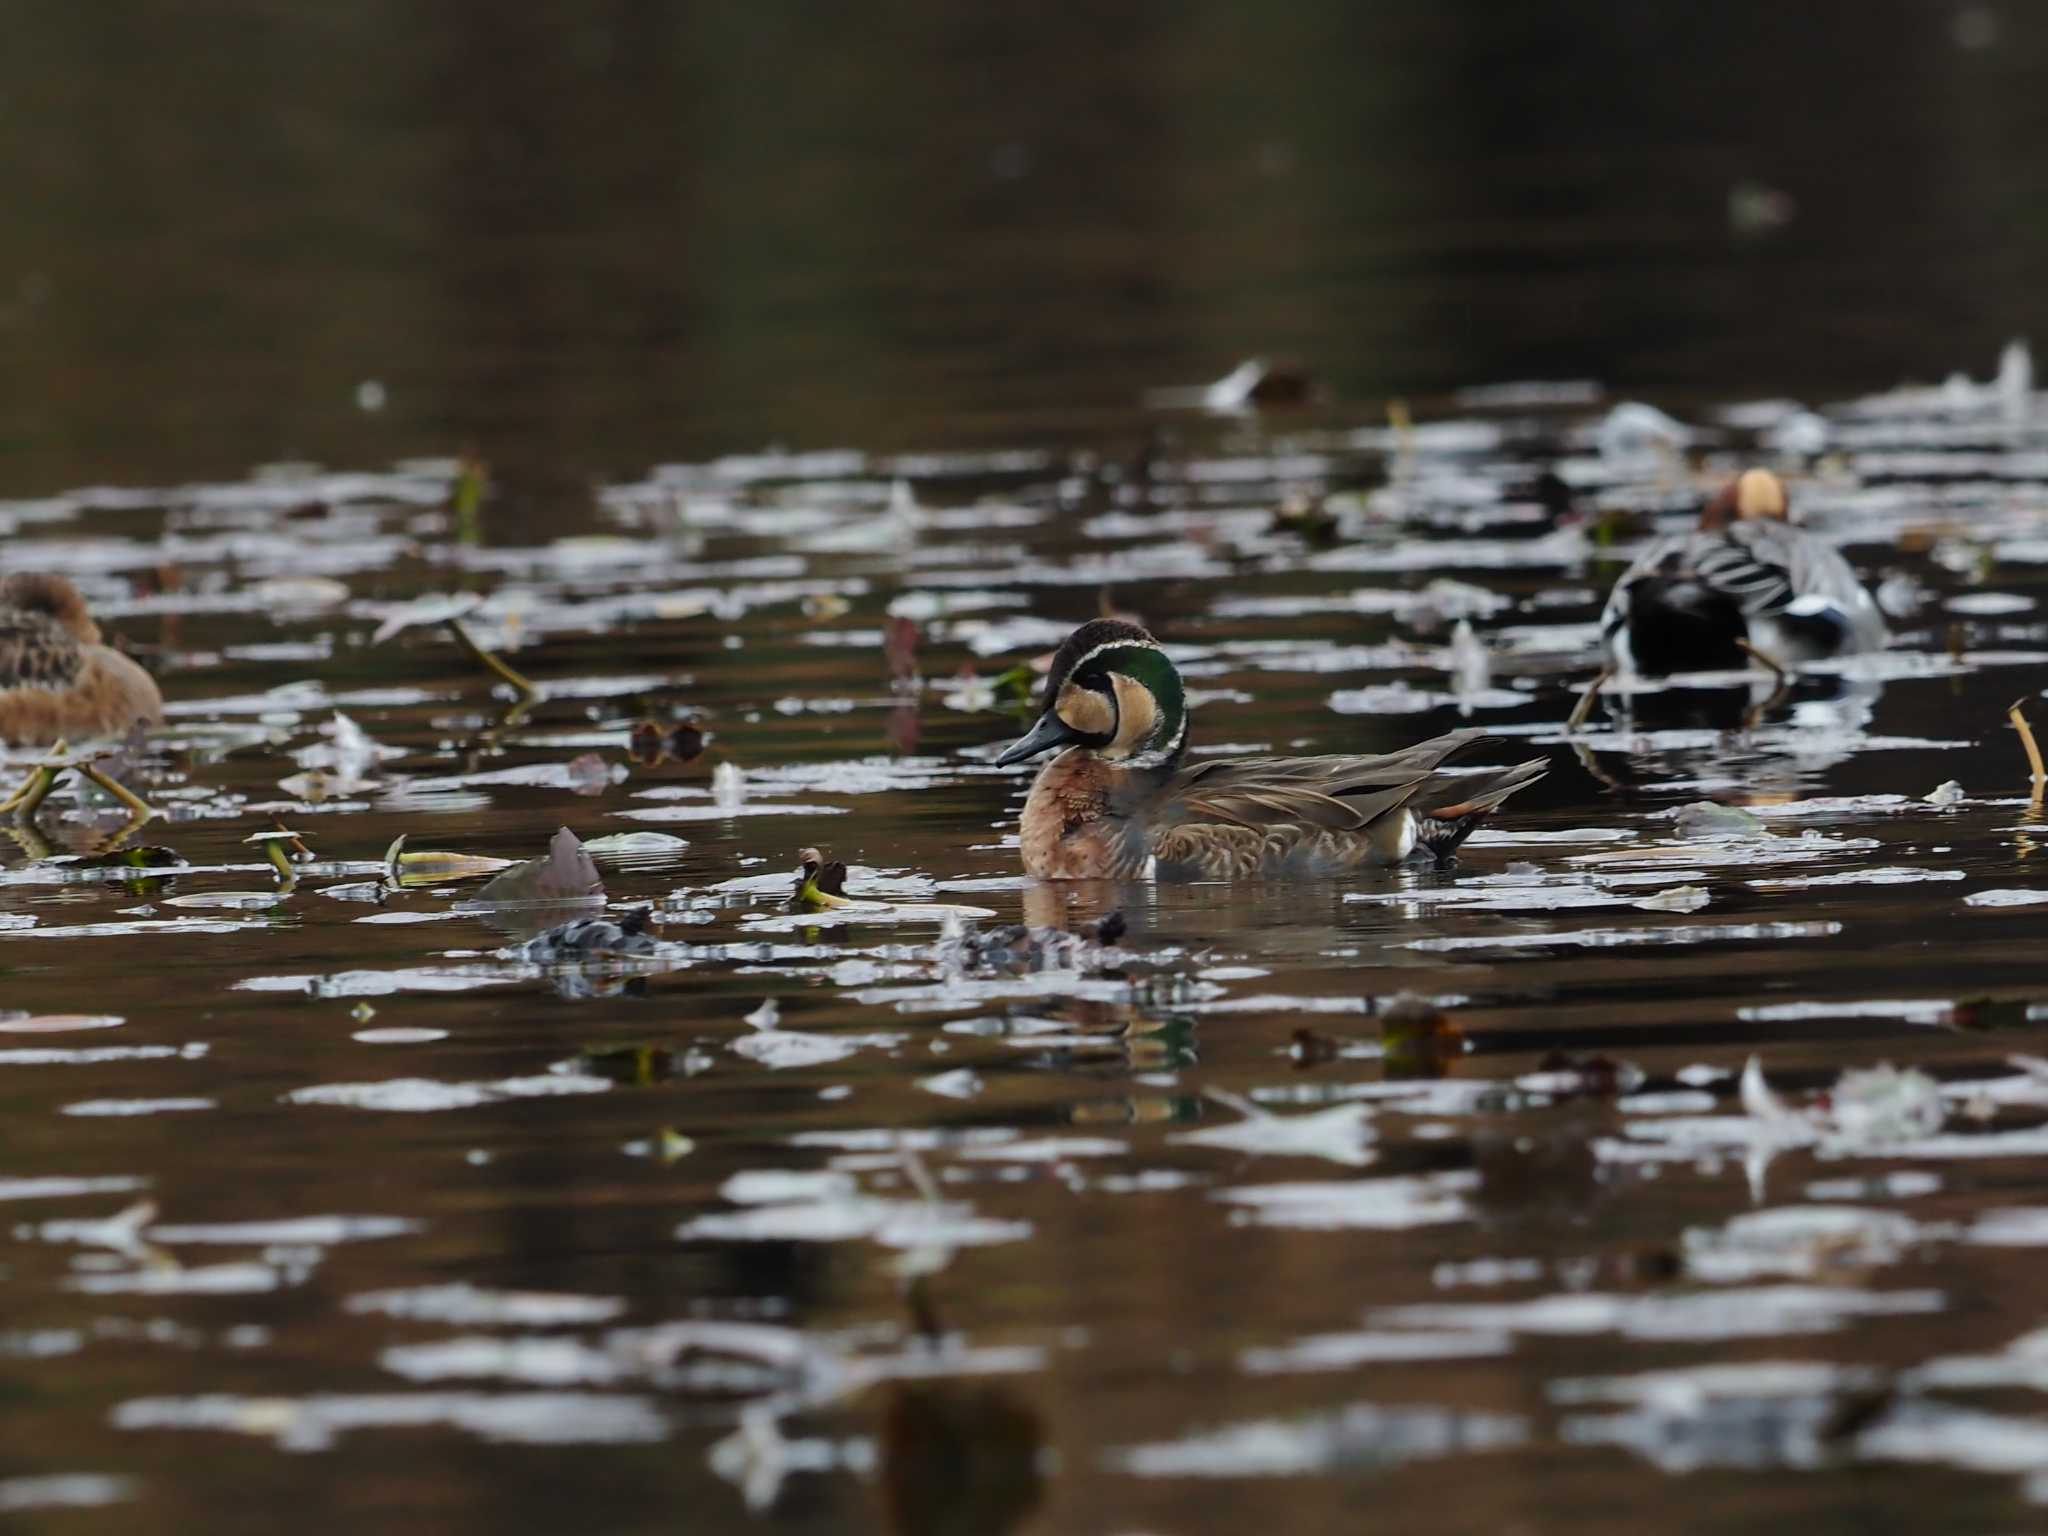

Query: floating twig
[[445, 617, 541, 701], [1567, 667, 1613, 733], [1569, 737, 1626, 793]]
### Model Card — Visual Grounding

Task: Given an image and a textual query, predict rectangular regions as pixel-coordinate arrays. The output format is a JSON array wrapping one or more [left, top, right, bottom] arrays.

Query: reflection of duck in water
[[0, 574, 163, 744], [996, 620, 1547, 879], [879, 1383, 1042, 1536], [1598, 673, 1886, 796], [1598, 469, 1885, 676]]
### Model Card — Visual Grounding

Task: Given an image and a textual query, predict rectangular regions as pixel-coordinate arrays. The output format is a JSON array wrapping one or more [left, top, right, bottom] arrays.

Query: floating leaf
[[368, 593, 483, 646], [1171, 1090, 1377, 1167], [792, 848, 851, 910], [580, 832, 690, 867], [474, 828, 604, 906], [1634, 884, 1711, 913], [1827, 1063, 1946, 1146], [1671, 802, 1767, 839], [383, 836, 518, 889], [564, 753, 611, 796], [157, 891, 286, 911], [0, 1015, 123, 1034]]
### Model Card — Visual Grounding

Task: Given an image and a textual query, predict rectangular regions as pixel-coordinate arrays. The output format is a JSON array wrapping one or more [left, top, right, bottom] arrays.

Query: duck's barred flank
[[1154, 822, 1413, 880]]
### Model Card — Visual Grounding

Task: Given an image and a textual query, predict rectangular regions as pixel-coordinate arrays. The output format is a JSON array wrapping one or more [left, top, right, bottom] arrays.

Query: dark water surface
[[9, 7, 2048, 1535]]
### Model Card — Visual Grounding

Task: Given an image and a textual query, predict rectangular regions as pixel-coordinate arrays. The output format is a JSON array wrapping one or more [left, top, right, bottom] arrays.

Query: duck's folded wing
[[1680, 529, 1799, 615], [1700, 523, 1886, 658], [1164, 729, 1502, 832]]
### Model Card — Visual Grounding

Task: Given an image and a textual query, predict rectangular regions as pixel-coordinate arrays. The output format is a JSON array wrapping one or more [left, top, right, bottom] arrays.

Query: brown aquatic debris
[[1289, 1026, 1340, 1069], [883, 615, 919, 687], [628, 716, 706, 767], [1270, 487, 1339, 547], [791, 847, 850, 907], [475, 827, 604, 905]]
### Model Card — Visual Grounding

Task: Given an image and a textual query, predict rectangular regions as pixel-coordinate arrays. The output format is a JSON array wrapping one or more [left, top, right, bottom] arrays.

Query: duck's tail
[[1410, 757, 1549, 864]]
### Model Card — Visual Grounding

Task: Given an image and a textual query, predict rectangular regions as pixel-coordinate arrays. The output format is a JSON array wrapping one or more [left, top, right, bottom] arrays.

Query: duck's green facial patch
[[1080, 644, 1185, 759]]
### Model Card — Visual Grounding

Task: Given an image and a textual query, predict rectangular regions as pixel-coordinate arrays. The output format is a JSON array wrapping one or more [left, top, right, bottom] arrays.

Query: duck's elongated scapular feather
[[999, 622, 1547, 880], [1599, 469, 1885, 676], [0, 574, 164, 746]]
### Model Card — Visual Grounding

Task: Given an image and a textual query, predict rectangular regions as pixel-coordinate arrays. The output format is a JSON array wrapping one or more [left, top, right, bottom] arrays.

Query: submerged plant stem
[[445, 618, 541, 701], [2012, 697, 2046, 800], [78, 763, 155, 821], [1736, 641, 1793, 729], [0, 763, 58, 818], [1735, 639, 1790, 689]]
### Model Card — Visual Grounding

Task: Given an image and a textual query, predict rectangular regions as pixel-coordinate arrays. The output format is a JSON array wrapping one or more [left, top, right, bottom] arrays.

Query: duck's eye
[[1053, 680, 1116, 738]]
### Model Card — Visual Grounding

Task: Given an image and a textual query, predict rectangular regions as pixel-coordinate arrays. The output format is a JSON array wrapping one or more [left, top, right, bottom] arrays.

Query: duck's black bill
[[994, 713, 1079, 767]]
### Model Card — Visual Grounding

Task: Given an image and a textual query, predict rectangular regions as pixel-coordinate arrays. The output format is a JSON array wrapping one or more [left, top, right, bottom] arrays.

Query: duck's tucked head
[[0, 573, 100, 644], [1699, 468, 1789, 531], [995, 619, 1188, 768]]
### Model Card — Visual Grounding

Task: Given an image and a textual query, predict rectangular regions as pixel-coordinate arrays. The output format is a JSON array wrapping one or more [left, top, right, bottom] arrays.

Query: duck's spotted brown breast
[[0, 612, 85, 691], [1020, 751, 1153, 878]]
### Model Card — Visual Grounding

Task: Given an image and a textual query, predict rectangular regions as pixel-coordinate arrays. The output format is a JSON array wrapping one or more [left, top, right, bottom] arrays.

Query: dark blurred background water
[[13, 10, 2048, 1533], [3, 0, 2045, 498]]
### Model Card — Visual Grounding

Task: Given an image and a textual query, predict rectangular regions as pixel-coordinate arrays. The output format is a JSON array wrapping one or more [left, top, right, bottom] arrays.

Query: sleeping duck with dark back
[[1598, 469, 1885, 677]]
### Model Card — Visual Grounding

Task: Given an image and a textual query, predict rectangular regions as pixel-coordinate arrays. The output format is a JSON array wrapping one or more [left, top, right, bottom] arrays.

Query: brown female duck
[[0, 573, 163, 746], [995, 620, 1548, 880]]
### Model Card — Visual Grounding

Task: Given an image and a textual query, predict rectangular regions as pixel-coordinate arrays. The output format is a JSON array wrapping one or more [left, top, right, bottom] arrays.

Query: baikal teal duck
[[995, 620, 1548, 879]]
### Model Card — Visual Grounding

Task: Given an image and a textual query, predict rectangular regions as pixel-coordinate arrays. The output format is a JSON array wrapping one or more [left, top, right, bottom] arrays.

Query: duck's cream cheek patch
[[1108, 674, 1159, 756], [1055, 683, 1114, 738]]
